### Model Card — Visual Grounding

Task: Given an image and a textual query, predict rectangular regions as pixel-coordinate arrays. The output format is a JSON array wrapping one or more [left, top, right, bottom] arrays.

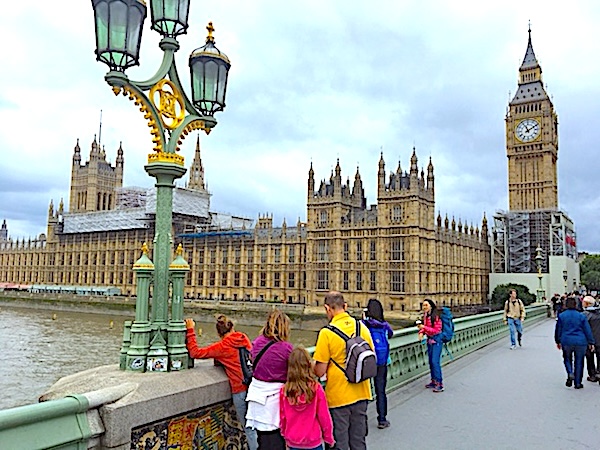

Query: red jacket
[[186, 328, 251, 394]]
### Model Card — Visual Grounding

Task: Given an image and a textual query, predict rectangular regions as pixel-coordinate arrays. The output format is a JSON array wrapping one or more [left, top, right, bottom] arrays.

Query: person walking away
[[554, 296, 595, 389], [246, 309, 294, 450], [279, 347, 335, 450], [185, 315, 258, 450], [503, 289, 526, 349], [313, 291, 374, 450], [362, 298, 394, 429], [582, 296, 600, 383], [417, 299, 444, 393]]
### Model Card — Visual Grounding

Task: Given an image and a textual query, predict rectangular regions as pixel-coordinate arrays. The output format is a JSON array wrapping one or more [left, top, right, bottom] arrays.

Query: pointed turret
[[116, 142, 124, 168], [58, 198, 64, 214], [0, 219, 8, 242], [427, 157, 434, 191], [352, 166, 363, 198], [511, 26, 547, 103], [308, 162, 315, 198], [378, 152, 385, 194], [73, 139, 81, 165], [187, 135, 206, 191], [410, 147, 418, 177], [481, 213, 489, 237], [90, 135, 99, 157]]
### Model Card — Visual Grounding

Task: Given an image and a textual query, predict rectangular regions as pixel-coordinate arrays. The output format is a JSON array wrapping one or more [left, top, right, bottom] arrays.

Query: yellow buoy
[[52, 313, 57, 320], [109, 320, 114, 329]]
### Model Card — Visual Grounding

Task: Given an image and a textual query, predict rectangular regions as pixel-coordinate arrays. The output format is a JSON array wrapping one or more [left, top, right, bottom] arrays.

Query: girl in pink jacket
[[279, 347, 335, 450]]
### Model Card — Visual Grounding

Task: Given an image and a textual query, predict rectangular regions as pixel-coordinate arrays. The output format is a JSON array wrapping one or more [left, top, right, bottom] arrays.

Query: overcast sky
[[1, 1, 599, 252]]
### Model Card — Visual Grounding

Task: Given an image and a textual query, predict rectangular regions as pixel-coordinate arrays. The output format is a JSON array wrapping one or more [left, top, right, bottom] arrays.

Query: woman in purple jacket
[[246, 309, 294, 450]]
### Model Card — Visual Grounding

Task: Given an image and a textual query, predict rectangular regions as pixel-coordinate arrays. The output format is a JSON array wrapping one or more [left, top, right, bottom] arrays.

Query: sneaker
[[575, 384, 584, 389], [566, 374, 574, 387], [510, 345, 516, 350], [587, 376, 598, 382], [432, 383, 444, 393], [425, 381, 436, 389], [377, 420, 391, 429]]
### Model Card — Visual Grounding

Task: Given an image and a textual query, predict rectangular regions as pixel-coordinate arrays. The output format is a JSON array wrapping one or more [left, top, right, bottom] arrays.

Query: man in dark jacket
[[582, 296, 600, 383]]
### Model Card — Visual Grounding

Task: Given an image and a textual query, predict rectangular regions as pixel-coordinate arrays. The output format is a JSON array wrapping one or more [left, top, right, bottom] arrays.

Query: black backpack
[[238, 340, 276, 386]]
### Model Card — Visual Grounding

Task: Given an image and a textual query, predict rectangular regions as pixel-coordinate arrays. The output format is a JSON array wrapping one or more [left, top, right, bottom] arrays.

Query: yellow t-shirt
[[313, 312, 374, 408]]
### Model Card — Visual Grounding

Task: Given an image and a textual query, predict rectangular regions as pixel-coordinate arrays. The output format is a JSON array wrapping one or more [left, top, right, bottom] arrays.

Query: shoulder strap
[[326, 324, 350, 341], [252, 340, 276, 369]]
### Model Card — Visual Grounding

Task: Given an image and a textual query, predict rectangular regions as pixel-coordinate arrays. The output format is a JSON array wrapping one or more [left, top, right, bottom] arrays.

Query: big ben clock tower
[[506, 27, 558, 211]]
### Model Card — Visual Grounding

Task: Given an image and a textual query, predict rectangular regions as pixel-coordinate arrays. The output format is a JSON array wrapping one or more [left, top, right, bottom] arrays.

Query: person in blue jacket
[[555, 296, 595, 389], [362, 298, 394, 429]]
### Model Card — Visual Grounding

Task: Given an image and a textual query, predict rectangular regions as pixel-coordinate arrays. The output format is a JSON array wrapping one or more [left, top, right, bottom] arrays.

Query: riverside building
[[0, 133, 490, 311]]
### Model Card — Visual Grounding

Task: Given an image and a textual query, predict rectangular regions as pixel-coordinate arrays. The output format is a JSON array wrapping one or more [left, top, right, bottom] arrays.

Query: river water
[[1, 305, 318, 410]]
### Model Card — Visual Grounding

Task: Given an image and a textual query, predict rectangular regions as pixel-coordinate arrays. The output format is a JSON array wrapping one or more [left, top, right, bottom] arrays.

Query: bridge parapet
[[0, 305, 549, 449]]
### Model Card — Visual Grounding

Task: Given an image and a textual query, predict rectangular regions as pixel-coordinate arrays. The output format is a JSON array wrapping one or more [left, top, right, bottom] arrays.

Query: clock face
[[515, 118, 540, 142]]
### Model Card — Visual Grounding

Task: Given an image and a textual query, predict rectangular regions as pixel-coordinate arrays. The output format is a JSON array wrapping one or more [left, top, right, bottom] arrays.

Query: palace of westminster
[[0, 31, 578, 311]]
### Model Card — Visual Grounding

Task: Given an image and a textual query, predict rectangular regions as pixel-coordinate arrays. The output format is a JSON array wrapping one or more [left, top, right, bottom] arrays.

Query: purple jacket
[[251, 335, 294, 382]]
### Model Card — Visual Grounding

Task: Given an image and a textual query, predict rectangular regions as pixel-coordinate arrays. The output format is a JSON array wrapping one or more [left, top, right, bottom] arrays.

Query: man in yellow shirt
[[314, 291, 374, 450]]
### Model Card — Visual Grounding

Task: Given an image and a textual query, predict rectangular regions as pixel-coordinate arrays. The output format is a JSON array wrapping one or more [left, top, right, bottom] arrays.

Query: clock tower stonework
[[506, 28, 558, 211]]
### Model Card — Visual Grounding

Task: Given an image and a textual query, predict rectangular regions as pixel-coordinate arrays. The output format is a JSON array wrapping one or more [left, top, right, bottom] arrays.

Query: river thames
[[1, 305, 319, 410]]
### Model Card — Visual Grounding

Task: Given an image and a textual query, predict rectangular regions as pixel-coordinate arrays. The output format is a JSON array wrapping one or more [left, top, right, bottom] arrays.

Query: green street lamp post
[[534, 244, 544, 303], [91, 0, 230, 372]]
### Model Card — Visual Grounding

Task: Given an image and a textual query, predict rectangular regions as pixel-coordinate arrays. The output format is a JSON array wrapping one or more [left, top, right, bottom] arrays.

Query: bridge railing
[[385, 304, 548, 390], [0, 306, 549, 449]]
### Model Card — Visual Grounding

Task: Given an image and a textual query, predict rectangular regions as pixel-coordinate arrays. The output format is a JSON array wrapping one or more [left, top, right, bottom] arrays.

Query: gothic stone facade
[[0, 142, 490, 311]]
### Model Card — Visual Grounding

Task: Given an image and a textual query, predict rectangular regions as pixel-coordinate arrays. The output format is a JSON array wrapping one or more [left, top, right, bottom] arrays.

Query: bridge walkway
[[366, 318, 600, 450]]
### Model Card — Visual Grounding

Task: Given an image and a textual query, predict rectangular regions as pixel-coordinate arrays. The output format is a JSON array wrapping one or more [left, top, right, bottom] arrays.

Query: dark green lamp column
[[167, 244, 190, 370], [125, 243, 154, 371], [91, 0, 230, 371]]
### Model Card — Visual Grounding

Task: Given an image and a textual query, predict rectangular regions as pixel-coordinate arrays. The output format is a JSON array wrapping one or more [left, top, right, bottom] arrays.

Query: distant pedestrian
[[313, 291, 374, 450], [417, 298, 444, 393], [503, 289, 526, 349], [554, 296, 595, 389], [185, 315, 258, 450], [551, 294, 560, 318], [362, 298, 394, 429], [279, 347, 335, 450], [582, 296, 600, 383], [246, 309, 293, 450]]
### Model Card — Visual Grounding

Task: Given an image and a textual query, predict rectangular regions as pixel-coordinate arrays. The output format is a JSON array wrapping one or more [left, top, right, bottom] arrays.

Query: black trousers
[[257, 429, 285, 450], [585, 347, 600, 377]]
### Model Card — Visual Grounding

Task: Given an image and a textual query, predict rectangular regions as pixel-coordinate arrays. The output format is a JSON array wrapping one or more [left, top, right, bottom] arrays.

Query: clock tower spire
[[505, 26, 558, 211]]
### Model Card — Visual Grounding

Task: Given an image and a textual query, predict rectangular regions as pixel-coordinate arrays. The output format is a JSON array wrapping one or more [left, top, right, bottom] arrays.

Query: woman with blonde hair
[[246, 309, 294, 449]]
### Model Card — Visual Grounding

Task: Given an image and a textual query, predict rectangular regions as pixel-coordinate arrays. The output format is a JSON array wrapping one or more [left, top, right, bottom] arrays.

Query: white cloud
[[1, 0, 599, 252]]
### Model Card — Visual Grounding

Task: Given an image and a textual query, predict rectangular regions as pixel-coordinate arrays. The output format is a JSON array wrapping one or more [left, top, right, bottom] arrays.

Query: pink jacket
[[421, 313, 442, 344], [279, 382, 335, 448]]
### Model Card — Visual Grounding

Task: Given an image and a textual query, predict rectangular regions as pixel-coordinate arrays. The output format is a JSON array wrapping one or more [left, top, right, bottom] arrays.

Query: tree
[[580, 255, 600, 291], [491, 283, 536, 309], [582, 270, 600, 291]]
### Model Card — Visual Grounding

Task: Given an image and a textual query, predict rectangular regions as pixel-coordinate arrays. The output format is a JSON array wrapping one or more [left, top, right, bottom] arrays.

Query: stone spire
[[116, 142, 124, 168], [73, 139, 81, 165], [186, 135, 206, 191]]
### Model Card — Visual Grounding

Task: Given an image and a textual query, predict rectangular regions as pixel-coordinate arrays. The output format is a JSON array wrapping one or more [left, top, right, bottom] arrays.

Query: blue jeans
[[562, 344, 587, 386], [427, 341, 443, 384], [507, 318, 523, 346], [232, 391, 258, 450], [374, 365, 388, 423]]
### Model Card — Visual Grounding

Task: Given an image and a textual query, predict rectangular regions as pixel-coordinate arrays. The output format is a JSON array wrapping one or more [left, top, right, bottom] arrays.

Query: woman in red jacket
[[417, 299, 444, 393], [185, 315, 258, 450]]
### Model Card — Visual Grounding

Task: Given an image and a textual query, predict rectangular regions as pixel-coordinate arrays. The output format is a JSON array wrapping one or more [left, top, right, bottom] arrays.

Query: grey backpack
[[326, 320, 377, 383]]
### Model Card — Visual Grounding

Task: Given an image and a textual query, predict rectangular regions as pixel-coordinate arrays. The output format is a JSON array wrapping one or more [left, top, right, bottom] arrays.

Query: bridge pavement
[[366, 318, 600, 450]]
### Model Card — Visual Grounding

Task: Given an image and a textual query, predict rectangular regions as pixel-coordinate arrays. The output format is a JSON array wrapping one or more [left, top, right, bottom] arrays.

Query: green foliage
[[581, 255, 600, 274], [582, 270, 600, 291], [580, 255, 600, 290], [491, 283, 536, 308]]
